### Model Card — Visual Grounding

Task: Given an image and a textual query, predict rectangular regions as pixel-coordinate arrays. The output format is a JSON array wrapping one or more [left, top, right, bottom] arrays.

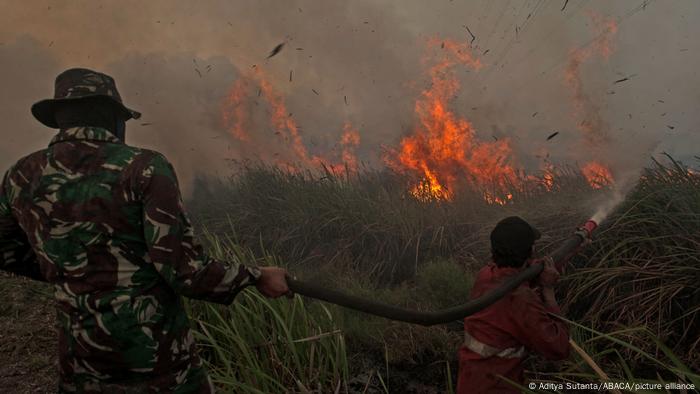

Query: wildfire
[[564, 13, 617, 148], [484, 192, 513, 206], [540, 159, 556, 191], [220, 31, 621, 203], [220, 77, 253, 142], [339, 122, 361, 171], [385, 38, 520, 202], [564, 12, 618, 190], [581, 161, 614, 189], [221, 68, 360, 171]]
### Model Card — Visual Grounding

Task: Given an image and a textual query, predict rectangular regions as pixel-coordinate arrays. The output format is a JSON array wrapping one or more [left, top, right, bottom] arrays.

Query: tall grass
[[186, 238, 350, 393], [564, 157, 700, 370], [190, 162, 600, 283], [187, 157, 700, 390]]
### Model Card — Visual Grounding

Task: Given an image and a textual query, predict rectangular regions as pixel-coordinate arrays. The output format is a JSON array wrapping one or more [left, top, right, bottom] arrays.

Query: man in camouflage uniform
[[0, 68, 291, 393]]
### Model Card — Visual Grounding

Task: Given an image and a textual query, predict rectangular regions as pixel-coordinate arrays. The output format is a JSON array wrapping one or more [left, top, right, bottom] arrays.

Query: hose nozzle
[[581, 219, 598, 237], [573, 219, 598, 242]]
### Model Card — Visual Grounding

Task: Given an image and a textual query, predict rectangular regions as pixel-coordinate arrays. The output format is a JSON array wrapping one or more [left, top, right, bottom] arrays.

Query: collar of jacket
[[49, 126, 122, 146]]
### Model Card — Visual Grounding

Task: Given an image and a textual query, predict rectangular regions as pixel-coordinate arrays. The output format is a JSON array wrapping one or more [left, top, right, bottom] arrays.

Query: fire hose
[[285, 220, 598, 326]]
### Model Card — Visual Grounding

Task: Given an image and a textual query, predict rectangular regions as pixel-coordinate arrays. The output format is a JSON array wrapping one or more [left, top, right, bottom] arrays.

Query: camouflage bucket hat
[[31, 68, 141, 128]]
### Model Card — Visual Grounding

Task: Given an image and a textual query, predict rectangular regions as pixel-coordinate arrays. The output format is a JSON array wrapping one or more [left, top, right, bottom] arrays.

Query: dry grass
[[0, 272, 56, 393]]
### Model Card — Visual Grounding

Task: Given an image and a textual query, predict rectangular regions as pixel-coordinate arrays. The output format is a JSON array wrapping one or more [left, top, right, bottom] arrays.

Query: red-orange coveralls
[[457, 262, 570, 394]]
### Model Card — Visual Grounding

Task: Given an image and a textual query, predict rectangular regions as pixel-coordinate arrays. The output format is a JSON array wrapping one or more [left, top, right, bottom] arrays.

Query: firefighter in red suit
[[457, 216, 571, 393]]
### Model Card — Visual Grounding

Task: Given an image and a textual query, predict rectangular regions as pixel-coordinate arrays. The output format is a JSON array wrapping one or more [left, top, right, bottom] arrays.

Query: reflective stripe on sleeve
[[464, 331, 526, 359]]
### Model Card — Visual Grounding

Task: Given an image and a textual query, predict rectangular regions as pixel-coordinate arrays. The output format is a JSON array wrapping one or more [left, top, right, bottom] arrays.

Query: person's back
[[458, 262, 569, 393], [4, 127, 214, 391], [0, 68, 292, 393], [456, 217, 571, 394]]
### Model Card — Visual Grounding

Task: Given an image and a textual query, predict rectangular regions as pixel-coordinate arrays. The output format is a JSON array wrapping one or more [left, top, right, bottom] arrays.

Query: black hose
[[287, 232, 587, 326]]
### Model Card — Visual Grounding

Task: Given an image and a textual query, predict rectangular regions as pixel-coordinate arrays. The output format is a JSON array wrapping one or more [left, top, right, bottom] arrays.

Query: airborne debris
[[140, 123, 152, 126], [465, 25, 476, 44], [667, 125, 675, 130], [312, 89, 319, 95], [344, 95, 348, 105], [547, 131, 559, 141], [289, 70, 293, 82], [194, 68, 202, 78], [483, 49, 489, 55], [441, 42, 445, 49], [614, 73, 636, 84], [561, 0, 569, 11], [267, 42, 285, 59], [532, 112, 538, 117], [658, 99, 665, 103]]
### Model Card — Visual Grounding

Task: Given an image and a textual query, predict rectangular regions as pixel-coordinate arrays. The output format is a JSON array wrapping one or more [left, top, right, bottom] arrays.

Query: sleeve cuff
[[245, 266, 262, 284]]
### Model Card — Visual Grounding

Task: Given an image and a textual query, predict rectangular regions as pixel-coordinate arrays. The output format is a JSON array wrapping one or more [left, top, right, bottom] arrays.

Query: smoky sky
[[1, 0, 698, 193]]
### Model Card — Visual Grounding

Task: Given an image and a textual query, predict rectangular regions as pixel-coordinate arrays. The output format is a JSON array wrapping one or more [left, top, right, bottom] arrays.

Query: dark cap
[[31, 68, 141, 129], [490, 216, 541, 257]]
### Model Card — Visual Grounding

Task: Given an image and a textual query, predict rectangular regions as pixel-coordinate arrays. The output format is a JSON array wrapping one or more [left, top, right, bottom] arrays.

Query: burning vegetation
[[565, 12, 618, 189], [383, 39, 521, 204], [221, 17, 623, 206], [221, 68, 361, 172]]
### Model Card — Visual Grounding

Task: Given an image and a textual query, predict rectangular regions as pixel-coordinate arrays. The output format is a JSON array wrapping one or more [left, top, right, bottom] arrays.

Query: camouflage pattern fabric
[[0, 127, 256, 393]]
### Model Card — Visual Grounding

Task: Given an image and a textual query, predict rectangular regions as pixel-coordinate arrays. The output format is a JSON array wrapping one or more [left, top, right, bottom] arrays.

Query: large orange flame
[[385, 38, 519, 203]]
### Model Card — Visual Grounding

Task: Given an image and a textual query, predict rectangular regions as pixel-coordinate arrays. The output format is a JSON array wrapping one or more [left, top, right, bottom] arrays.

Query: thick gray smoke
[[1, 0, 698, 193]]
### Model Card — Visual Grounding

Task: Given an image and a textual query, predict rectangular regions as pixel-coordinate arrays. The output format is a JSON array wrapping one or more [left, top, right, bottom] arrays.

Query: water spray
[[286, 219, 600, 326]]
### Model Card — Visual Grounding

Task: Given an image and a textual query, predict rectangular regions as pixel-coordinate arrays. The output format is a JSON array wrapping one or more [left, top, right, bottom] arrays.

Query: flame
[[339, 122, 361, 171], [221, 77, 252, 142], [564, 13, 618, 149], [385, 38, 520, 203], [581, 161, 614, 189], [541, 160, 556, 191], [484, 192, 513, 206], [564, 13, 618, 190], [221, 68, 360, 171], [256, 71, 318, 166]]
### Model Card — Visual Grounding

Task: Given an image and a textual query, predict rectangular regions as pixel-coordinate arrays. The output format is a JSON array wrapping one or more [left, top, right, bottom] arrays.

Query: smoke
[[1, 0, 699, 194]]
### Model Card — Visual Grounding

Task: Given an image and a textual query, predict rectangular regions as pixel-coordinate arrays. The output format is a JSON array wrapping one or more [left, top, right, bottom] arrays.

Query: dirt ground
[[0, 272, 57, 393]]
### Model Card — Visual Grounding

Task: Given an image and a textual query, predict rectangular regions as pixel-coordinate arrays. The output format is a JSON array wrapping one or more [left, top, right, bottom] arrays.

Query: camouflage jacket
[[0, 127, 256, 393]]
